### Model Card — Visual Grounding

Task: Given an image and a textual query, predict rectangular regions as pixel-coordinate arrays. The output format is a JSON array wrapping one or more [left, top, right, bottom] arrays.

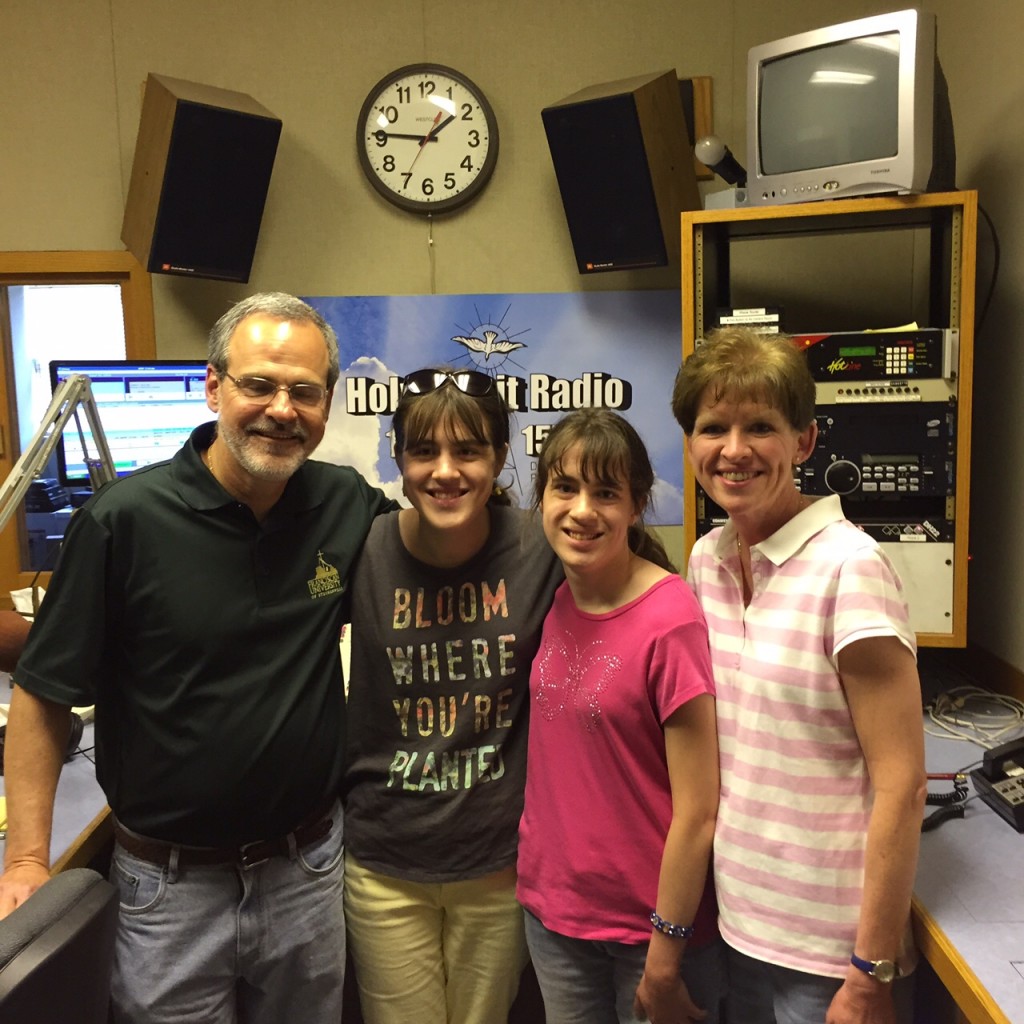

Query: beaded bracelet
[[649, 911, 695, 939]]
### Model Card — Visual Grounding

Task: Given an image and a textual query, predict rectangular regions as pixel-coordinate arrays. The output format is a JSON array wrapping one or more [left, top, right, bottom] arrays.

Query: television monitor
[[48, 360, 210, 486], [747, 8, 955, 206]]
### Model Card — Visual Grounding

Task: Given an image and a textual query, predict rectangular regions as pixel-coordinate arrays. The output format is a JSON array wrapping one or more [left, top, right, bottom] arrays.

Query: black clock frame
[[356, 63, 500, 215]]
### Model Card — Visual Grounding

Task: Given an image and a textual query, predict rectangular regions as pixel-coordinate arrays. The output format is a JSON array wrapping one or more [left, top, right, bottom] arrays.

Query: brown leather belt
[[113, 797, 336, 869]]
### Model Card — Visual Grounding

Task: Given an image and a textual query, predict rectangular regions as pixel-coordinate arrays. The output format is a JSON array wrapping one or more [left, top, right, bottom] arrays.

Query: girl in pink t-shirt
[[517, 408, 722, 1024]]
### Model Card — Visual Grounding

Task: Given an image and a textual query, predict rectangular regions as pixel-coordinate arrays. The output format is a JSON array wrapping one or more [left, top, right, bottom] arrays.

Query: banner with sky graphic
[[304, 290, 685, 526]]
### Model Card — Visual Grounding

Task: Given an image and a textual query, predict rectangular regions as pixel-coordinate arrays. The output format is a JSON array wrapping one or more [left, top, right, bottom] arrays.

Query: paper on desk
[[10, 587, 44, 616]]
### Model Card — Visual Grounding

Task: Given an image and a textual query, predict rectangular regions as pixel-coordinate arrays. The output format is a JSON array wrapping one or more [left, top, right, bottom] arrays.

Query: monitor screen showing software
[[49, 360, 210, 486]]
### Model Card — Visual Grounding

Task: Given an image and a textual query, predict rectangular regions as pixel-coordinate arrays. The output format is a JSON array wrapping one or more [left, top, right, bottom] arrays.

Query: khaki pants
[[344, 853, 528, 1024]]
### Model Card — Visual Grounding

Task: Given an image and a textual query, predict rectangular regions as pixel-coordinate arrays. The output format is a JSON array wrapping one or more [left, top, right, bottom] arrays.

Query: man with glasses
[[0, 293, 397, 1024]]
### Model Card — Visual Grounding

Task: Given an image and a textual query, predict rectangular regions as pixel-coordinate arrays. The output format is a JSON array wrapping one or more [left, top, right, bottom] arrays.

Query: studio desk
[[2, 723, 1020, 1023], [916, 729, 1024, 1024]]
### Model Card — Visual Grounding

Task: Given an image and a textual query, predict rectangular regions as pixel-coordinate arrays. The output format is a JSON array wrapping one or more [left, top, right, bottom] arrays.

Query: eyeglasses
[[402, 369, 495, 397], [223, 372, 327, 408]]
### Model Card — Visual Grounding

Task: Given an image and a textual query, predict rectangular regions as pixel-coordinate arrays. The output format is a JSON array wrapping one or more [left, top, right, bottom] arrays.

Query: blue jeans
[[726, 946, 915, 1024], [108, 804, 346, 1024], [524, 909, 724, 1024]]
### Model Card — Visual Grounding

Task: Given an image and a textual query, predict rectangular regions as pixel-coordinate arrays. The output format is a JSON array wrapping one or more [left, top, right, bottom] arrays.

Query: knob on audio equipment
[[824, 460, 861, 495]]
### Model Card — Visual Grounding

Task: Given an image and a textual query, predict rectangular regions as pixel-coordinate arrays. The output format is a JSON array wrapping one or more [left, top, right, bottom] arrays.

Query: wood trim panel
[[0, 251, 156, 597], [912, 897, 1013, 1024], [51, 807, 112, 875]]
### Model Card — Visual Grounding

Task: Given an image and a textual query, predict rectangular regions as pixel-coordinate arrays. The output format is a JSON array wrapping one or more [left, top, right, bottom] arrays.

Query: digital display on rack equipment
[[49, 360, 210, 486], [839, 346, 878, 357]]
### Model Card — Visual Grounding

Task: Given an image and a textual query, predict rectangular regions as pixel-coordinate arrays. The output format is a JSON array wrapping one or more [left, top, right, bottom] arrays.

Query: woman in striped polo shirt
[[672, 327, 927, 1024]]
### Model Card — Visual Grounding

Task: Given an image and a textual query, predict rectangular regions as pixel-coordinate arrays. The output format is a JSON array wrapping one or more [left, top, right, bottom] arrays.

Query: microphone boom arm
[[0, 374, 116, 535]]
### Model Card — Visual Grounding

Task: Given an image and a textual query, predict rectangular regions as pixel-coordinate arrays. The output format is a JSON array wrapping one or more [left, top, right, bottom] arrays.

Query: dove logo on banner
[[452, 329, 526, 362]]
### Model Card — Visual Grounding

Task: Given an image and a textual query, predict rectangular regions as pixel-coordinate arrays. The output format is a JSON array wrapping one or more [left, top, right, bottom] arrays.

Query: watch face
[[851, 954, 898, 983], [357, 64, 499, 214], [873, 961, 898, 984]]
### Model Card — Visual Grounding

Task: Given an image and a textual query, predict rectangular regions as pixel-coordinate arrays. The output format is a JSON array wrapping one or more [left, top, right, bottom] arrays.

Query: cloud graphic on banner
[[313, 355, 404, 501]]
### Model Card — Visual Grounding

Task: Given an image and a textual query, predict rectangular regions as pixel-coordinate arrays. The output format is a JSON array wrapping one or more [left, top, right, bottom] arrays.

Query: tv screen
[[759, 33, 901, 175], [49, 360, 210, 486], [746, 9, 952, 206]]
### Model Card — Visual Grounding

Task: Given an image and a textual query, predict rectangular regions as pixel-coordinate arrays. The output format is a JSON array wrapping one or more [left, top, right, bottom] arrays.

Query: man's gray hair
[[208, 292, 340, 390]]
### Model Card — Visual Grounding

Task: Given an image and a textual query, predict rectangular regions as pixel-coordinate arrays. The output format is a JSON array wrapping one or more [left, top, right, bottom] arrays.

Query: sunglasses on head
[[402, 369, 496, 397]]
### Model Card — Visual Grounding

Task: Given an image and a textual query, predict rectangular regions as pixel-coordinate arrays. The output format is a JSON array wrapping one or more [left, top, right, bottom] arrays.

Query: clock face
[[357, 64, 499, 214]]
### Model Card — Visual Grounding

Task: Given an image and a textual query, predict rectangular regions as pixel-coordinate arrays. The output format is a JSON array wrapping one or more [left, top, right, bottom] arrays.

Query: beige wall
[[928, 1, 1024, 670], [2, 1, 1023, 669]]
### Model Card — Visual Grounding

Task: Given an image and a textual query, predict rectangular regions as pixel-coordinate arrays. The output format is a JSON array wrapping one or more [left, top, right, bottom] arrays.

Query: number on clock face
[[357, 65, 499, 214]]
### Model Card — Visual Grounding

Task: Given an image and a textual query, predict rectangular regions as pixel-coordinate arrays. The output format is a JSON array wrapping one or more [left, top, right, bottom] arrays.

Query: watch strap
[[850, 953, 901, 983]]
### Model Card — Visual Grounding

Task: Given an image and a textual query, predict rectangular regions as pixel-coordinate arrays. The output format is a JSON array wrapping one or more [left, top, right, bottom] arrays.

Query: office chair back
[[0, 867, 118, 1024]]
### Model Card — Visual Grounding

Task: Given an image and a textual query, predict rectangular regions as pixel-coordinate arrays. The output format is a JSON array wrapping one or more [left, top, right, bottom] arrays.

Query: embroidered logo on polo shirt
[[308, 551, 343, 599]]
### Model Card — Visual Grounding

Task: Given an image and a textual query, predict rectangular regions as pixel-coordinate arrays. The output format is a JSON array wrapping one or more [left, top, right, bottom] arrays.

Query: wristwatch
[[850, 953, 902, 983]]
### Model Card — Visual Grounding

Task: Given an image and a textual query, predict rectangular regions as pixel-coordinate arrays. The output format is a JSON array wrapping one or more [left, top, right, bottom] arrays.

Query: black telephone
[[970, 737, 1024, 832]]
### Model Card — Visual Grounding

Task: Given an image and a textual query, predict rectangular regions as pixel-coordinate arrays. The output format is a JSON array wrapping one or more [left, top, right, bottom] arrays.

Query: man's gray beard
[[218, 420, 311, 481]]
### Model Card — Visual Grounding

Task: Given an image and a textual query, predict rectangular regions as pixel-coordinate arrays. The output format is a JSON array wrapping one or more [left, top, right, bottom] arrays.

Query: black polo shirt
[[15, 422, 395, 845]]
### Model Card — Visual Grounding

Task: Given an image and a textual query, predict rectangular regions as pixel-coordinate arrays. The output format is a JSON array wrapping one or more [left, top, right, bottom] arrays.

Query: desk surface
[[917, 728, 1024, 1024]]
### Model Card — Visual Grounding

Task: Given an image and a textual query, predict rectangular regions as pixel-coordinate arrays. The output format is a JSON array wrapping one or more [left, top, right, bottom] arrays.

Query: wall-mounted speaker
[[542, 70, 701, 274], [121, 73, 282, 283]]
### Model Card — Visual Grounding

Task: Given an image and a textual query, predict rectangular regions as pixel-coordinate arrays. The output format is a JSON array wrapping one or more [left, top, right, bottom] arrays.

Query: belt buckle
[[238, 840, 270, 869]]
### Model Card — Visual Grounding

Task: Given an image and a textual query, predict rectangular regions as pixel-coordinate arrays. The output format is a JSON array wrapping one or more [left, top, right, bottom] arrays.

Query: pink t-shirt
[[517, 574, 716, 944]]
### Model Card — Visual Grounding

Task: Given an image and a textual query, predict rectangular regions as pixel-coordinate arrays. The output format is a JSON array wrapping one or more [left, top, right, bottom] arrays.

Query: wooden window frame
[[0, 251, 156, 599]]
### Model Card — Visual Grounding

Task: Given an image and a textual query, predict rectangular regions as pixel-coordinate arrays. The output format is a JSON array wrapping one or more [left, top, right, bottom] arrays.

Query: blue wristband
[[649, 911, 695, 939]]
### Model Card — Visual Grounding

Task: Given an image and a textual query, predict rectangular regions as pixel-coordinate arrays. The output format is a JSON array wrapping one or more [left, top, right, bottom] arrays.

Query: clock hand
[[372, 130, 439, 143], [407, 109, 445, 172], [428, 114, 456, 138]]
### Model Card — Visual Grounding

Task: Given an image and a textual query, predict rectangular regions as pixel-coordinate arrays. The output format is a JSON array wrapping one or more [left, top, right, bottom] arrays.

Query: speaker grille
[[543, 96, 666, 273], [149, 103, 281, 281], [122, 74, 282, 283]]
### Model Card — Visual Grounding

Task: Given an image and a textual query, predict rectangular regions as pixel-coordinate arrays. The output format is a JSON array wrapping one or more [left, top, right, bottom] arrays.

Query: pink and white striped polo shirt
[[687, 495, 915, 976]]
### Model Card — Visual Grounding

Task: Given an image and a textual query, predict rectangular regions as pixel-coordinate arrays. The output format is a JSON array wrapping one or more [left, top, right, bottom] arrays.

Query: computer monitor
[[48, 360, 210, 486], [747, 8, 955, 206]]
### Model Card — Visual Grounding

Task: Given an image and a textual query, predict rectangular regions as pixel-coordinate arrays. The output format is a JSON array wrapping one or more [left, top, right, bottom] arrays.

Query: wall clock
[[357, 64, 499, 214]]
